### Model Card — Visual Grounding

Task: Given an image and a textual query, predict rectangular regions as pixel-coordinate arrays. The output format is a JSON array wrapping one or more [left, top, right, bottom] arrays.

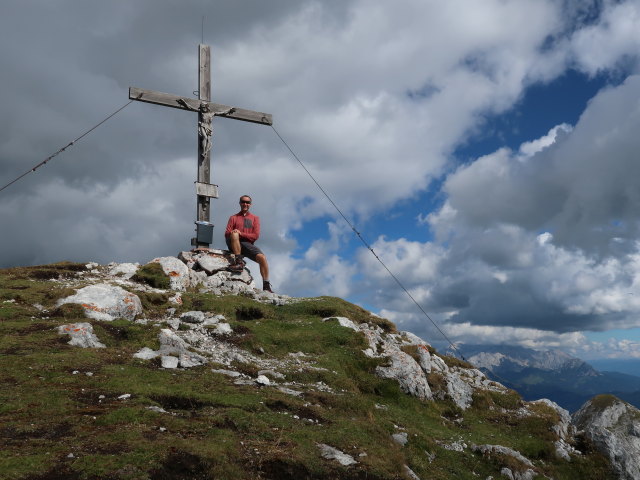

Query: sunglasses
[[240, 200, 252, 204]]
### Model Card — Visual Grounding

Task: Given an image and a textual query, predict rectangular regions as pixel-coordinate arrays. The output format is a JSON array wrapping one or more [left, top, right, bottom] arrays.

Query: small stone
[[147, 406, 167, 413], [166, 318, 181, 330], [161, 356, 179, 369], [133, 347, 159, 360], [317, 443, 358, 466], [392, 432, 408, 446], [118, 394, 131, 400], [58, 323, 106, 349], [67, 453, 75, 458], [211, 369, 242, 378], [256, 375, 270, 386], [85, 372, 93, 377], [213, 323, 233, 335], [258, 369, 285, 379], [180, 311, 206, 324]]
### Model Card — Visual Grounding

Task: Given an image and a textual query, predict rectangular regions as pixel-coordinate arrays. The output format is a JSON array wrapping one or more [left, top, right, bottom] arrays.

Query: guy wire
[[0, 99, 135, 194], [270, 125, 466, 361]]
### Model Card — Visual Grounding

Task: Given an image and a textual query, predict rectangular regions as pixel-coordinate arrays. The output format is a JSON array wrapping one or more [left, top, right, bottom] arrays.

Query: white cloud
[[570, 0, 640, 75]]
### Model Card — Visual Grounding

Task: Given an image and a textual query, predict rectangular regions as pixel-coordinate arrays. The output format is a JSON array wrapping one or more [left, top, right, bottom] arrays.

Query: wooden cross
[[129, 44, 272, 248]]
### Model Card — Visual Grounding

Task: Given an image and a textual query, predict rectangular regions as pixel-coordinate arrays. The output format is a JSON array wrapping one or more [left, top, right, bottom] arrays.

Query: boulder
[[57, 284, 142, 321], [196, 253, 231, 274], [180, 311, 206, 324], [57, 323, 105, 348], [572, 395, 640, 480], [107, 262, 139, 279], [150, 257, 190, 291], [376, 349, 432, 401], [445, 371, 474, 410]]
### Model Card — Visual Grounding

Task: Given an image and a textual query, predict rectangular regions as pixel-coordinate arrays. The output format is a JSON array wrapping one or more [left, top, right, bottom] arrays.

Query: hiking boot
[[263, 281, 274, 293], [228, 257, 244, 272]]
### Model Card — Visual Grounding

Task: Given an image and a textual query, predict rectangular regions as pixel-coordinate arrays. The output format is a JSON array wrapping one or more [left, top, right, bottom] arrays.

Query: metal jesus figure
[[129, 44, 272, 248]]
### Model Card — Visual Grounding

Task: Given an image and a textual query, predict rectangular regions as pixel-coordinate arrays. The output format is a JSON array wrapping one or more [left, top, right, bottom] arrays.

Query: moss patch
[[131, 263, 170, 289]]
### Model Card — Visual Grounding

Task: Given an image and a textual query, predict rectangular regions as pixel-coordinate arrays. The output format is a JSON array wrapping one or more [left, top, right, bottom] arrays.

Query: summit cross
[[129, 44, 272, 248]]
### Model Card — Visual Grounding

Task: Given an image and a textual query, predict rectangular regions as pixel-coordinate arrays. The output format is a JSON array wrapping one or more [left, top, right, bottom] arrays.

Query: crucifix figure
[[129, 44, 273, 248]]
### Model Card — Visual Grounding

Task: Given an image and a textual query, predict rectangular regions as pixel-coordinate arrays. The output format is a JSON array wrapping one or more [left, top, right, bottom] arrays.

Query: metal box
[[195, 221, 214, 245]]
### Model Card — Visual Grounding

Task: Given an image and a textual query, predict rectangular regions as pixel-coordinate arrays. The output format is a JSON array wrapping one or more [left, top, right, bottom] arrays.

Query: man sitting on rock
[[224, 195, 273, 293]]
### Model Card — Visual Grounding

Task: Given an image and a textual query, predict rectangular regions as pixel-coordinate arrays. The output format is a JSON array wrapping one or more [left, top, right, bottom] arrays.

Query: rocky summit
[[0, 255, 636, 479]]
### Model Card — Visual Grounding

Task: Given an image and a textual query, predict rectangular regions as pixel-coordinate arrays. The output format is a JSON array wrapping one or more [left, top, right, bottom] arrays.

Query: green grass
[[0, 263, 619, 480]]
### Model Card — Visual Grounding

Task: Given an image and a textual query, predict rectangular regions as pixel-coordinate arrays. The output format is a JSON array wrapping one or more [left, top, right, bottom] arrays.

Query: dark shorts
[[225, 237, 263, 262]]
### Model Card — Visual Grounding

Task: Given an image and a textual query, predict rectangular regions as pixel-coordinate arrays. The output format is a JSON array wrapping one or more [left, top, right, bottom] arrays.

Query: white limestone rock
[[180, 311, 206, 324], [376, 349, 433, 401], [212, 323, 233, 335], [399, 331, 427, 346], [404, 465, 421, 480], [531, 398, 572, 439], [258, 369, 285, 380], [179, 352, 207, 368], [317, 444, 358, 466], [196, 254, 231, 274], [57, 284, 142, 321], [322, 316, 359, 331], [472, 444, 534, 468], [188, 269, 208, 287], [150, 257, 190, 291], [133, 347, 159, 360], [211, 369, 243, 378], [446, 370, 474, 410], [499, 467, 537, 480], [177, 250, 197, 269], [203, 314, 226, 326], [415, 345, 434, 373], [108, 262, 139, 279], [392, 432, 408, 446], [572, 396, 640, 480], [161, 356, 179, 369], [57, 323, 106, 348], [429, 354, 449, 373]]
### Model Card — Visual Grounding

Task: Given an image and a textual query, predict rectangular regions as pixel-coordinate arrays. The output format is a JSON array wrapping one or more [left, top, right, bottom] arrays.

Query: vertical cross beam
[[196, 45, 212, 247]]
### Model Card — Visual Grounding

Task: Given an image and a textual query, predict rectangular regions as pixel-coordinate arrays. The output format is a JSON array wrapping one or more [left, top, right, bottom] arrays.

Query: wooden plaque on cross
[[129, 44, 272, 248]]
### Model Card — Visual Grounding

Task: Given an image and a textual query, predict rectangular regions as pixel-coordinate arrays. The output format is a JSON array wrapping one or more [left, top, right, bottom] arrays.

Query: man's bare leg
[[256, 254, 270, 281], [228, 231, 242, 255]]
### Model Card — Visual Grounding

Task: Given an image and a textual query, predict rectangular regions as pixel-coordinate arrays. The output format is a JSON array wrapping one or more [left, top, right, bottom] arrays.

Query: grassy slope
[[0, 263, 616, 480]]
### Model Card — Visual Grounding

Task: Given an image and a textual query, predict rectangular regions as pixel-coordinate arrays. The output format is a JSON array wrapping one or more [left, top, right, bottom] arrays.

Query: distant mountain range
[[455, 344, 640, 412]]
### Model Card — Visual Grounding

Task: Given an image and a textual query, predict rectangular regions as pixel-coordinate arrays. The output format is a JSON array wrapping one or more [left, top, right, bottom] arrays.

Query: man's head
[[239, 195, 252, 213]]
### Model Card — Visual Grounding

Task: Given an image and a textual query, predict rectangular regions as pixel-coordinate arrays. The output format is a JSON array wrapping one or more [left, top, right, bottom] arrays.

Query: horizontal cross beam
[[129, 87, 272, 125]]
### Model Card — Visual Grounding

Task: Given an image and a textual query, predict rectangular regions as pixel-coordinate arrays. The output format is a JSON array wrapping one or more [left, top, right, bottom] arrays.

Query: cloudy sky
[[2, 0, 640, 362]]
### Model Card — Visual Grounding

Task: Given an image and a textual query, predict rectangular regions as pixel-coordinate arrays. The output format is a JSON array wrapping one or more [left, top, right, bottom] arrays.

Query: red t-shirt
[[224, 212, 260, 243]]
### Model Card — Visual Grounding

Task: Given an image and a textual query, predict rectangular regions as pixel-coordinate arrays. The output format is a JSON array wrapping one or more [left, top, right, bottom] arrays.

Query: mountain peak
[[0, 256, 627, 479]]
